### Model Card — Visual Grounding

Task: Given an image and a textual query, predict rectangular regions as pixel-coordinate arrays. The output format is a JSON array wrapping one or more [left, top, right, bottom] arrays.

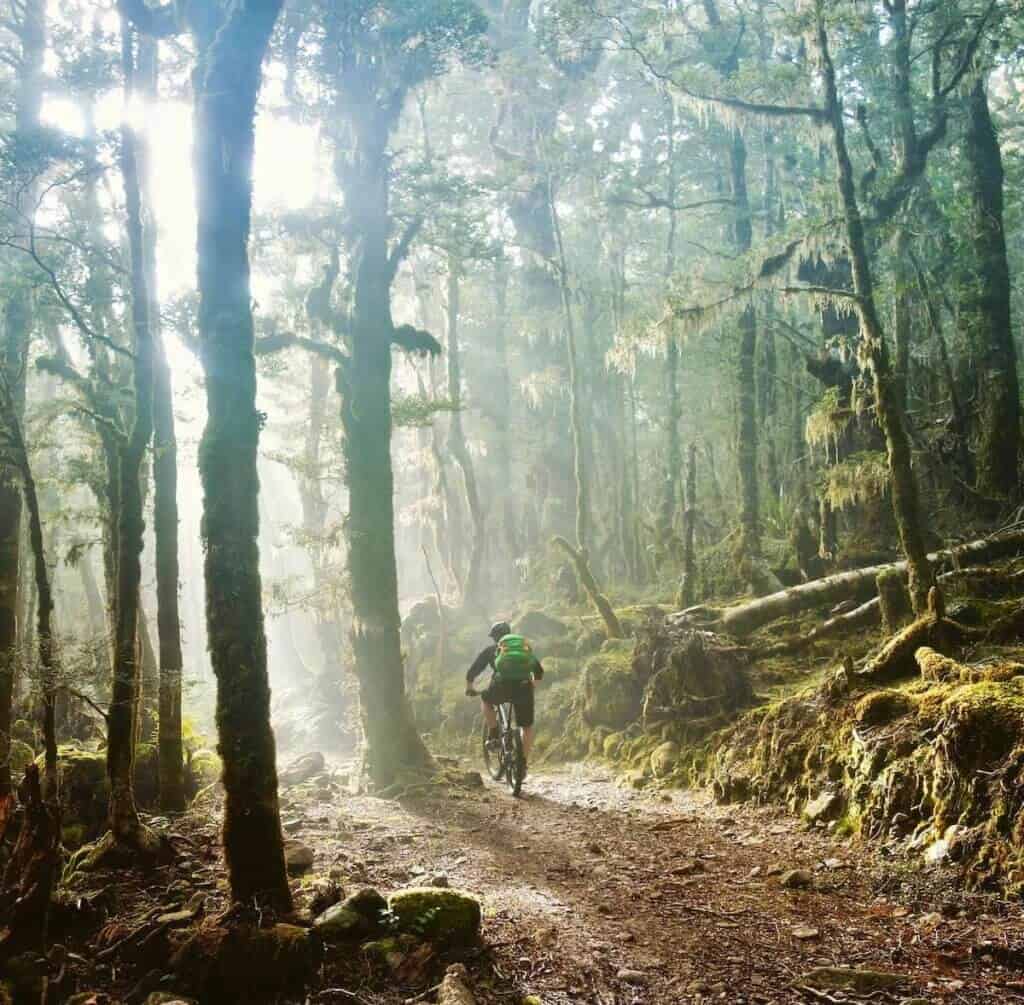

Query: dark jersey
[[466, 643, 544, 685]]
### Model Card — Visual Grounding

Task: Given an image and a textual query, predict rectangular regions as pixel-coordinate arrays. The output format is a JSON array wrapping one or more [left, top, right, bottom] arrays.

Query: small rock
[[803, 789, 841, 824], [428, 873, 450, 888], [779, 869, 813, 890], [438, 962, 476, 1005], [800, 967, 906, 994], [284, 841, 314, 874], [144, 995, 198, 1005], [791, 925, 820, 940], [616, 969, 649, 986], [314, 888, 387, 941]]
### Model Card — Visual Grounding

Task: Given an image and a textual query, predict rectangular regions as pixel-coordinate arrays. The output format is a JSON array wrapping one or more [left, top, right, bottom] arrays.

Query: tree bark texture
[[815, 2, 934, 612], [0, 0, 45, 803], [961, 75, 1019, 500], [189, 0, 292, 909]]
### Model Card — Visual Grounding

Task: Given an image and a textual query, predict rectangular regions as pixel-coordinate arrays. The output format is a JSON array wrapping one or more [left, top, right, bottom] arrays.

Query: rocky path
[[290, 764, 1024, 1005]]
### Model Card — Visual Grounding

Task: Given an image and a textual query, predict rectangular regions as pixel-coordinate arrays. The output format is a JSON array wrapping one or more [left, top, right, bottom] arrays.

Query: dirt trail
[[294, 764, 1024, 1005]]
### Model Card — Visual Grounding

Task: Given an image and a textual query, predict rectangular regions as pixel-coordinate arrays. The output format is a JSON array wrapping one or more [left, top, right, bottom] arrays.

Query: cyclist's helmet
[[489, 620, 512, 642]]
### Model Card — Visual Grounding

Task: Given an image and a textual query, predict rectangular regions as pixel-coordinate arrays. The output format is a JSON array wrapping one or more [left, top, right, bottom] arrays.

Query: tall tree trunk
[[493, 257, 519, 555], [815, 1, 934, 612], [961, 74, 1019, 500], [548, 179, 590, 554], [187, 0, 291, 909], [730, 132, 761, 565], [106, 24, 158, 851], [340, 134, 432, 790], [445, 258, 485, 608], [0, 0, 45, 803], [133, 37, 185, 812]]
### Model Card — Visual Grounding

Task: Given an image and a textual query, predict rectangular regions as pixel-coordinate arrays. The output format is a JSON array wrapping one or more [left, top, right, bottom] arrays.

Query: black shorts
[[481, 678, 535, 728]]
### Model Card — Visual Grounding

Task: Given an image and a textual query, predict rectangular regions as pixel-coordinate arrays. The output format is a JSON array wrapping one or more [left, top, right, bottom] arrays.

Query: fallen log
[[670, 530, 1024, 639]]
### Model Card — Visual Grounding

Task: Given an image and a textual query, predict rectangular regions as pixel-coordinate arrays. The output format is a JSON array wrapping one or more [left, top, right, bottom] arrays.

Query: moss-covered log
[[673, 530, 1024, 638]]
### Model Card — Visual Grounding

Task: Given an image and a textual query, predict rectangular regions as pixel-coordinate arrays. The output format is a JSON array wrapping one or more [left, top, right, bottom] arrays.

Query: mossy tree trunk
[[815, 0, 934, 612], [960, 74, 1019, 501], [131, 37, 186, 813], [188, 0, 292, 908], [493, 257, 519, 556], [0, 0, 44, 803], [679, 443, 698, 608], [106, 24, 157, 850]]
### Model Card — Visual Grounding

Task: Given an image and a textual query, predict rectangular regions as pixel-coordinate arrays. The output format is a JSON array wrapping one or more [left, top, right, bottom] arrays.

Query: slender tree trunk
[[961, 74, 1019, 500], [106, 24, 158, 850], [445, 258, 485, 608], [188, 0, 291, 909], [493, 257, 519, 555], [0, 0, 45, 803], [815, 1, 934, 612], [548, 179, 590, 554], [679, 443, 698, 608], [133, 37, 186, 812], [893, 230, 912, 409]]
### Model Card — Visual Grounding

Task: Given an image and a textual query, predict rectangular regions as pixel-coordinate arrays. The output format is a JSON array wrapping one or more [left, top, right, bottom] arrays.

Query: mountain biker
[[465, 620, 544, 774]]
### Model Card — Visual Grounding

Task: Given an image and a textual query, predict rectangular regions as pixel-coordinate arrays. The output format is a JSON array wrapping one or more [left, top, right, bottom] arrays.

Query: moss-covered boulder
[[602, 731, 625, 759], [518, 609, 569, 639], [314, 887, 387, 941], [189, 749, 221, 787], [579, 643, 641, 730], [650, 741, 679, 778], [388, 887, 481, 947]]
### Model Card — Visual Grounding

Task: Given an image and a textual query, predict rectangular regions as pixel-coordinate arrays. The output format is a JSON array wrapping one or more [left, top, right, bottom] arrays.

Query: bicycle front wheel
[[483, 722, 504, 781]]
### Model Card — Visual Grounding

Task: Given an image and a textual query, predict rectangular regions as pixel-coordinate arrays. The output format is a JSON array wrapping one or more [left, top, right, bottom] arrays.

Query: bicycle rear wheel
[[506, 726, 525, 797]]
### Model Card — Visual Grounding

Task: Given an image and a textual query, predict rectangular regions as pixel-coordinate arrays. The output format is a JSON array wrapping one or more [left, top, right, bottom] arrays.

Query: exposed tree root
[[0, 764, 60, 962], [858, 588, 969, 681]]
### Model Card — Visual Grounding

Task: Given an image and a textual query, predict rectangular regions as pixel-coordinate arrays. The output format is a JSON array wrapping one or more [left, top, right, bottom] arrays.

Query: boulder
[[650, 741, 679, 778], [803, 788, 841, 824], [517, 610, 569, 639], [314, 888, 387, 941], [284, 841, 315, 874], [579, 647, 642, 730], [388, 887, 482, 947], [279, 751, 326, 787]]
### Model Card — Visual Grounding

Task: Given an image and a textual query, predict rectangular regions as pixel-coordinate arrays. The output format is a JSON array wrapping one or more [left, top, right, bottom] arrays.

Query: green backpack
[[494, 634, 535, 681]]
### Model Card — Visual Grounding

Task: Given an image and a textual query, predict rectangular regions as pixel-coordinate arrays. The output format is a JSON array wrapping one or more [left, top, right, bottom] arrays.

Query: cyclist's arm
[[532, 657, 544, 682], [466, 645, 496, 686]]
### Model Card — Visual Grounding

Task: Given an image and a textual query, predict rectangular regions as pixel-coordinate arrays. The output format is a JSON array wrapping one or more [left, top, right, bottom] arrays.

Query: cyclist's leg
[[512, 683, 535, 759], [480, 681, 502, 739]]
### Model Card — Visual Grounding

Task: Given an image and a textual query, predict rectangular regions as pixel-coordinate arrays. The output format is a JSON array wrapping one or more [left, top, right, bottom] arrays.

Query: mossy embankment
[[403, 563, 1024, 892]]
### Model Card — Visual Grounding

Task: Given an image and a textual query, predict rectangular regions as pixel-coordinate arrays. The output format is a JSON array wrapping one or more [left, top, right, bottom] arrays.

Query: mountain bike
[[467, 689, 526, 797]]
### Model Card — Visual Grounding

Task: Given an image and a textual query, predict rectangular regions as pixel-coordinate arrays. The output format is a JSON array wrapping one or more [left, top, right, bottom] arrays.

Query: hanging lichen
[[822, 450, 889, 511]]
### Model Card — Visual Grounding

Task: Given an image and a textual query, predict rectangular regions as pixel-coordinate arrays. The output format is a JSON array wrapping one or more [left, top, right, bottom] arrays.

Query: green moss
[[854, 690, 916, 727], [578, 644, 641, 730], [9, 739, 33, 775], [602, 731, 625, 759], [388, 887, 481, 947]]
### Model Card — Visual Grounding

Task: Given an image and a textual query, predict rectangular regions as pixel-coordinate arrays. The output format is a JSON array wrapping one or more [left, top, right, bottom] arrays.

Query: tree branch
[[386, 216, 423, 284], [117, 0, 178, 39], [391, 324, 442, 356], [254, 333, 349, 366]]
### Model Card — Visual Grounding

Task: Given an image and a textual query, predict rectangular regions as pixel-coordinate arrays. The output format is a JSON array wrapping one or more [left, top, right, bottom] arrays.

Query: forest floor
[[64, 759, 1024, 1005]]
